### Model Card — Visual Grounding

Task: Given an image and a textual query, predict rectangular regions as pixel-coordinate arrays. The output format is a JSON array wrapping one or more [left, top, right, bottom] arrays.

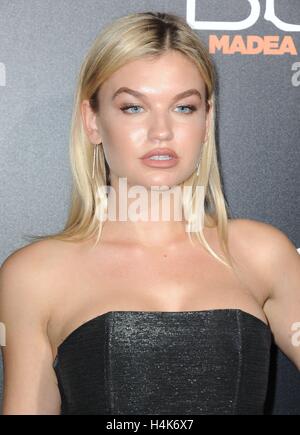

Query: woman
[[0, 11, 299, 415]]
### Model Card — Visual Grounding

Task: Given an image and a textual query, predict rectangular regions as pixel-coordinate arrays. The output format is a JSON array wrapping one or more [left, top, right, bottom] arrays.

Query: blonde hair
[[26, 11, 235, 269]]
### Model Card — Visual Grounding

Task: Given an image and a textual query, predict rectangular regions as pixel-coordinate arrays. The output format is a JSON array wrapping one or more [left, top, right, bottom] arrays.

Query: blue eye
[[120, 105, 143, 114], [175, 105, 197, 114]]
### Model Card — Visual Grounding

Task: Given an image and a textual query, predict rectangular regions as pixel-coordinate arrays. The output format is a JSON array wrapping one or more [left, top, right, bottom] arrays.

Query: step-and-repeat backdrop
[[0, 0, 299, 414]]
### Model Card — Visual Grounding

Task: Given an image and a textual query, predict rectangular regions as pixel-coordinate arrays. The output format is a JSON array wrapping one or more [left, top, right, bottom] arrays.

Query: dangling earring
[[196, 141, 204, 176], [92, 142, 102, 179]]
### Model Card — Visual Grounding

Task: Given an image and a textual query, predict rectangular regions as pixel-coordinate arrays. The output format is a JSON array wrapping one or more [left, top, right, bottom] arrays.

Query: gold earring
[[92, 142, 102, 179]]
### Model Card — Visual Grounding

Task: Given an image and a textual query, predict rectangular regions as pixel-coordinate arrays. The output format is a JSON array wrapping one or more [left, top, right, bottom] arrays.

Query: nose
[[147, 111, 174, 142]]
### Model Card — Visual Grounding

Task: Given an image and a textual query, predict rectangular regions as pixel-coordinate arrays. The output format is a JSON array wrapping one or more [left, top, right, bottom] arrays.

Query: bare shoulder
[[227, 217, 295, 254], [0, 237, 80, 276], [1, 238, 70, 283], [0, 239, 76, 326], [1, 238, 72, 270], [227, 217, 297, 293]]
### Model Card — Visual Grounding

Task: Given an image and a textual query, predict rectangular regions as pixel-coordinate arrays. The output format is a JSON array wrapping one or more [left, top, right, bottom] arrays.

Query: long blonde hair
[[26, 11, 235, 269]]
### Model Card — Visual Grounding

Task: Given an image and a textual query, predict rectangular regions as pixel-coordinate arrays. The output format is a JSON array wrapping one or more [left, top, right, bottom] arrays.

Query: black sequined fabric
[[53, 309, 272, 415]]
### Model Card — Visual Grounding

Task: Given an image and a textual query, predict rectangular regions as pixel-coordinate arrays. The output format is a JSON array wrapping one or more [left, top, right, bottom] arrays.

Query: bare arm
[[261, 224, 300, 371], [0, 244, 61, 414]]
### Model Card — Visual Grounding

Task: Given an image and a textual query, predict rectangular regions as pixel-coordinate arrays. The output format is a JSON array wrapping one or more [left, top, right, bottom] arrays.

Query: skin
[[0, 50, 299, 415]]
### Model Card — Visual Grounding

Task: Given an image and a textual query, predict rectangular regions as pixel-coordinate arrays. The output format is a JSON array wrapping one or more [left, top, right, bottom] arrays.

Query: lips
[[140, 147, 178, 160]]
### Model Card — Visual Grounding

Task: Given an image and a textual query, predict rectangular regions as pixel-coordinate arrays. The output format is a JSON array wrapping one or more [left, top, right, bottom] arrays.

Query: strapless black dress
[[53, 309, 272, 415]]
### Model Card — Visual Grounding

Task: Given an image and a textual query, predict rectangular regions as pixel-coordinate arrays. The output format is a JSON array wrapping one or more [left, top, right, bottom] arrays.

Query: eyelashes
[[119, 104, 198, 114]]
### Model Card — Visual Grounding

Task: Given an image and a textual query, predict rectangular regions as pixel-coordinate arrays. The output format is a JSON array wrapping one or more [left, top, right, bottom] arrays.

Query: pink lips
[[140, 147, 179, 169], [140, 147, 178, 160]]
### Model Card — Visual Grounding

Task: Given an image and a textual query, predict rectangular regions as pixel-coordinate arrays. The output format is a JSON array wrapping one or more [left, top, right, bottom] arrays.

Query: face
[[81, 50, 211, 190]]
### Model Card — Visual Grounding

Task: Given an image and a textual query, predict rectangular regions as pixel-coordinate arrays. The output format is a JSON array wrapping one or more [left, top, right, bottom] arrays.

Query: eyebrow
[[111, 87, 202, 102]]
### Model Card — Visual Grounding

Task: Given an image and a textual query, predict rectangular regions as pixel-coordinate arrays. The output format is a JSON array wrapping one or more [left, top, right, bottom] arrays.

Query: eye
[[175, 105, 197, 114], [120, 104, 144, 114], [119, 104, 197, 114]]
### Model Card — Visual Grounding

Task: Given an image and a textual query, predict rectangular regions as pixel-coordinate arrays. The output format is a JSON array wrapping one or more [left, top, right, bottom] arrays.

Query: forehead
[[99, 51, 206, 98]]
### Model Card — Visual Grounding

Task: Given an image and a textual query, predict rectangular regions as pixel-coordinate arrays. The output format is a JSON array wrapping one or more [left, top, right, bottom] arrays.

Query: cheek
[[101, 108, 147, 142], [99, 127, 144, 172], [174, 116, 206, 149], [101, 119, 147, 159]]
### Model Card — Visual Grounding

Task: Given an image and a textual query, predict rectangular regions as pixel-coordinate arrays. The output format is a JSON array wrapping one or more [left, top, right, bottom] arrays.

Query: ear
[[81, 100, 102, 144]]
